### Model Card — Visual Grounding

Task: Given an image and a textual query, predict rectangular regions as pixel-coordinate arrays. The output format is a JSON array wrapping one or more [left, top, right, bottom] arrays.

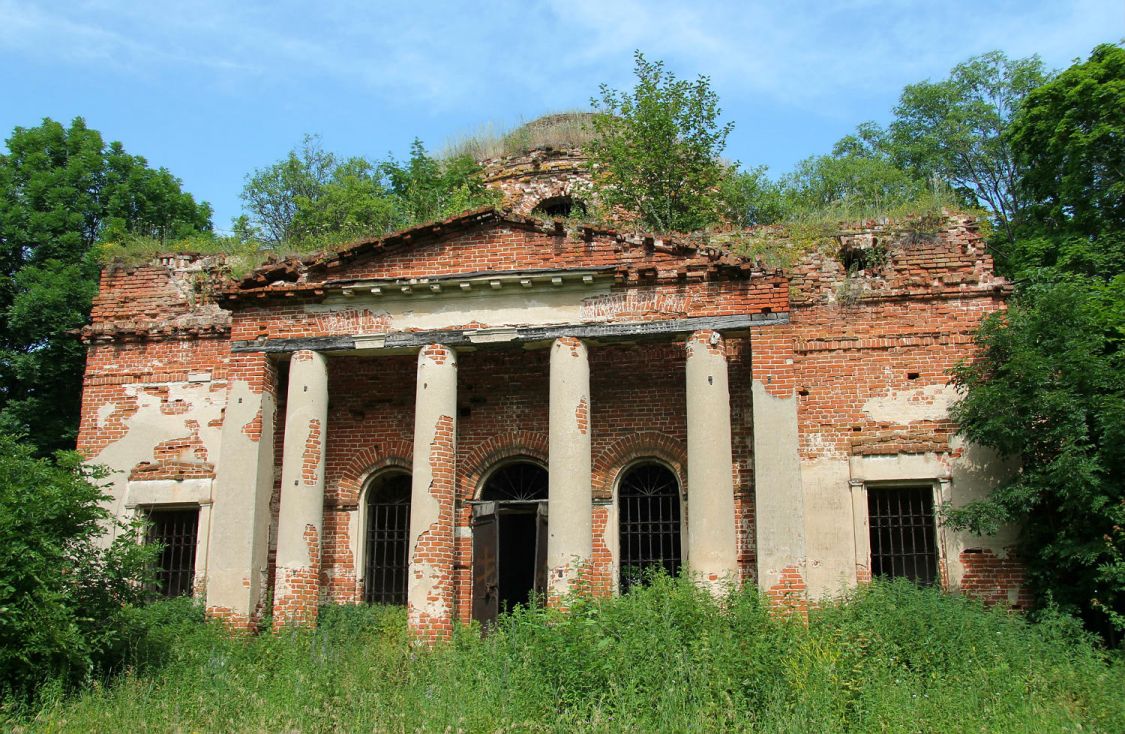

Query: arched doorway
[[618, 462, 682, 592], [362, 470, 411, 605], [472, 460, 549, 624]]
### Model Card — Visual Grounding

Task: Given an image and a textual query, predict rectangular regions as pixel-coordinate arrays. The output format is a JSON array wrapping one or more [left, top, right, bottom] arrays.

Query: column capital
[[419, 342, 457, 363]]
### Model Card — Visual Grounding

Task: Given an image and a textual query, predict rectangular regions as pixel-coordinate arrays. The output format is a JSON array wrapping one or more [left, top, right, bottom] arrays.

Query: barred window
[[146, 508, 199, 598], [364, 471, 412, 605], [618, 463, 682, 592], [868, 486, 938, 586]]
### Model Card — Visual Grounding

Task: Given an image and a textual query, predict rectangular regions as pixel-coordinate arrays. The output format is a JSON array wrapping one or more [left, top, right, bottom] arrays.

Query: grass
[[4, 577, 1122, 733], [721, 188, 976, 272], [442, 112, 598, 161]]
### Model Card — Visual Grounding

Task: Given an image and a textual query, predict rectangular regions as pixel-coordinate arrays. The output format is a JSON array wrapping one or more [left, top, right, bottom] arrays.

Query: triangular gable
[[226, 208, 771, 302]]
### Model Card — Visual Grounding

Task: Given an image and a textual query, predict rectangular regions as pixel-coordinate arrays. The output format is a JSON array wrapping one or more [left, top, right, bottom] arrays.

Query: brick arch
[[335, 439, 413, 508], [460, 430, 549, 500], [593, 431, 687, 501]]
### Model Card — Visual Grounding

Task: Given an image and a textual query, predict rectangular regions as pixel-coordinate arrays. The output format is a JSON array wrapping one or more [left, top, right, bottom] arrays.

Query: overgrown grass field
[[5, 578, 1122, 733]]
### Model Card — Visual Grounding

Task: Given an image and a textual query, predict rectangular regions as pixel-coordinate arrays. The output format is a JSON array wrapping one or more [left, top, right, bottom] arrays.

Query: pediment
[[224, 207, 770, 305]]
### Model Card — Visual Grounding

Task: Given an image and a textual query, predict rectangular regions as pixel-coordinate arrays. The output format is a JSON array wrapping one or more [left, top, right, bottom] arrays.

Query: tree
[[950, 277, 1125, 637], [717, 165, 787, 227], [586, 52, 733, 232], [240, 137, 499, 250], [886, 51, 1051, 242], [1010, 43, 1125, 238], [0, 118, 212, 454], [240, 134, 338, 246], [0, 433, 155, 696], [950, 44, 1125, 639], [381, 139, 500, 229], [779, 153, 928, 216]]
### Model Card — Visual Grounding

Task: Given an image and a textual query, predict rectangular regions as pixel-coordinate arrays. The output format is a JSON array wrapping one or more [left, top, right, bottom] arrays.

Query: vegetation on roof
[[441, 111, 598, 161]]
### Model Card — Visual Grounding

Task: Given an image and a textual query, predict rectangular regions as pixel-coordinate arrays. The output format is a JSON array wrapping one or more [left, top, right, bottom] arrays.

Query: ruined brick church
[[78, 129, 1028, 639]]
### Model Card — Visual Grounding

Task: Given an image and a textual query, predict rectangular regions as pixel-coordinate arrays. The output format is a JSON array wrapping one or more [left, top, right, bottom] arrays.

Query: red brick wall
[[82, 215, 1029, 628], [77, 337, 231, 463]]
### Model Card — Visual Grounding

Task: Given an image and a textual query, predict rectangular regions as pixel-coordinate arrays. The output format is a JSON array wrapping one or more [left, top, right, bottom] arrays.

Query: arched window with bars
[[363, 470, 411, 605], [617, 462, 682, 592]]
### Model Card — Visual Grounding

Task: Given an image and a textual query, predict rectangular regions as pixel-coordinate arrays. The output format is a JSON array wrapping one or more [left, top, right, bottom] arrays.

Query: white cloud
[[1, 0, 1120, 113]]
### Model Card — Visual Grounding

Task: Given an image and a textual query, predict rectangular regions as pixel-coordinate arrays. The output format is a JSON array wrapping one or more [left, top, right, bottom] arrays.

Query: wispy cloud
[[1, 0, 1120, 114]]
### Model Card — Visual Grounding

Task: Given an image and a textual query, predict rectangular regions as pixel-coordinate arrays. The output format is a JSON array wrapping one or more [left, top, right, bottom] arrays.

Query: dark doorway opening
[[532, 195, 584, 218], [497, 509, 538, 609], [473, 460, 549, 626]]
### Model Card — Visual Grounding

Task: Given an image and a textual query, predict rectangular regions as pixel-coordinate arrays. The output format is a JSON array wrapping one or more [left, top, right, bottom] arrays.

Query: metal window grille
[[364, 473, 412, 605], [481, 462, 548, 502], [618, 463, 682, 592], [146, 508, 199, 598], [868, 486, 938, 586]]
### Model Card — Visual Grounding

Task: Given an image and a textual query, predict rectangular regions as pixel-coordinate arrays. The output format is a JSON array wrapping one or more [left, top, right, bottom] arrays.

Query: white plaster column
[[206, 352, 277, 630], [407, 344, 458, 640], [272, 349, 329, 627], [547, 336, 593, 599], [685, 329, 739, 590], [750, 324, 808, 608]]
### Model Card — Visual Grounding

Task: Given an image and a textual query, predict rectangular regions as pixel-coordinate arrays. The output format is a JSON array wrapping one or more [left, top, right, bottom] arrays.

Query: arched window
[[363, 471, 411, 605], [481, 461, 548, 502], [618, 462, 682, 592]]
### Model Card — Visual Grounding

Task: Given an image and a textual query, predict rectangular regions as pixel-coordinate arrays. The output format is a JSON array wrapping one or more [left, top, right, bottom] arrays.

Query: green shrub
[[0, 433, 155, 700]]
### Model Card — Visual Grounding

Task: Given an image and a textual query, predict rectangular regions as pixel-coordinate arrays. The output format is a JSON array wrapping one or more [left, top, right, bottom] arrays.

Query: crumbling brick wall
[[80, 211, 1028, 632]]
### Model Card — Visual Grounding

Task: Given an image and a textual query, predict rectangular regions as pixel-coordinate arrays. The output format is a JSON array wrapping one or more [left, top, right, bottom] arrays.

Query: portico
[[255, 307, 791, 638]]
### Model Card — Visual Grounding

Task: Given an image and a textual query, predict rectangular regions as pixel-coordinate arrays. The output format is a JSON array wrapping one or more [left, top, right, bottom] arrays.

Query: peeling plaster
[[862, 383, 957, 423], [87, 380, 225, 539]]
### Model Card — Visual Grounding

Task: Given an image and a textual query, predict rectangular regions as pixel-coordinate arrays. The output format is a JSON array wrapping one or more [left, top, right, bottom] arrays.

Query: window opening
[[364, 471, 412, 605], [868, 486, 938, 586], [618, 463, 682, 592], [146, 508, 199, 598]]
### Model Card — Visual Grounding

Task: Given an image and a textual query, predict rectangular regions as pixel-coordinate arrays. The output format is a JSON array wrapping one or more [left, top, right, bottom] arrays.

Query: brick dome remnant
[[482, 147, 590, 217], [478, 113, 595, 216]]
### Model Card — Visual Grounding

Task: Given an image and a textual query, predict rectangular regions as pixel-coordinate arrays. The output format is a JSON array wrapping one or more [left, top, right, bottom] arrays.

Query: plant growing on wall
[[586, 52, 733, 233]]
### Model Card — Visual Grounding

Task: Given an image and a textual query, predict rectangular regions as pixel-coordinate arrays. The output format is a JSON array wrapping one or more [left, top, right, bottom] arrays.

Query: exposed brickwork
[[959, 548, 1032, 609], [590, 505, 614, 596], [575, 398, 589, 435], [482, 146, 590, 215], [592, 430, 687, 500], [82, 211, 1030, 636], [273, 523, 322, 628], [410, 414, 456, 642], [767, 564, 809, 616], [301, 419, 323, 485]]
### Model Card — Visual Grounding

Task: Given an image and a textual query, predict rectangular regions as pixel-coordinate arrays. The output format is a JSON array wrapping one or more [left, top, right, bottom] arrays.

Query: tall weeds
[[7, 577, 1122, 732]]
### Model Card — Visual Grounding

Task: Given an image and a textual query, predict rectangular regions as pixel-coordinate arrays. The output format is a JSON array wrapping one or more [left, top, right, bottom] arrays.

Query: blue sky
[[2, 1, 1122, 231]]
